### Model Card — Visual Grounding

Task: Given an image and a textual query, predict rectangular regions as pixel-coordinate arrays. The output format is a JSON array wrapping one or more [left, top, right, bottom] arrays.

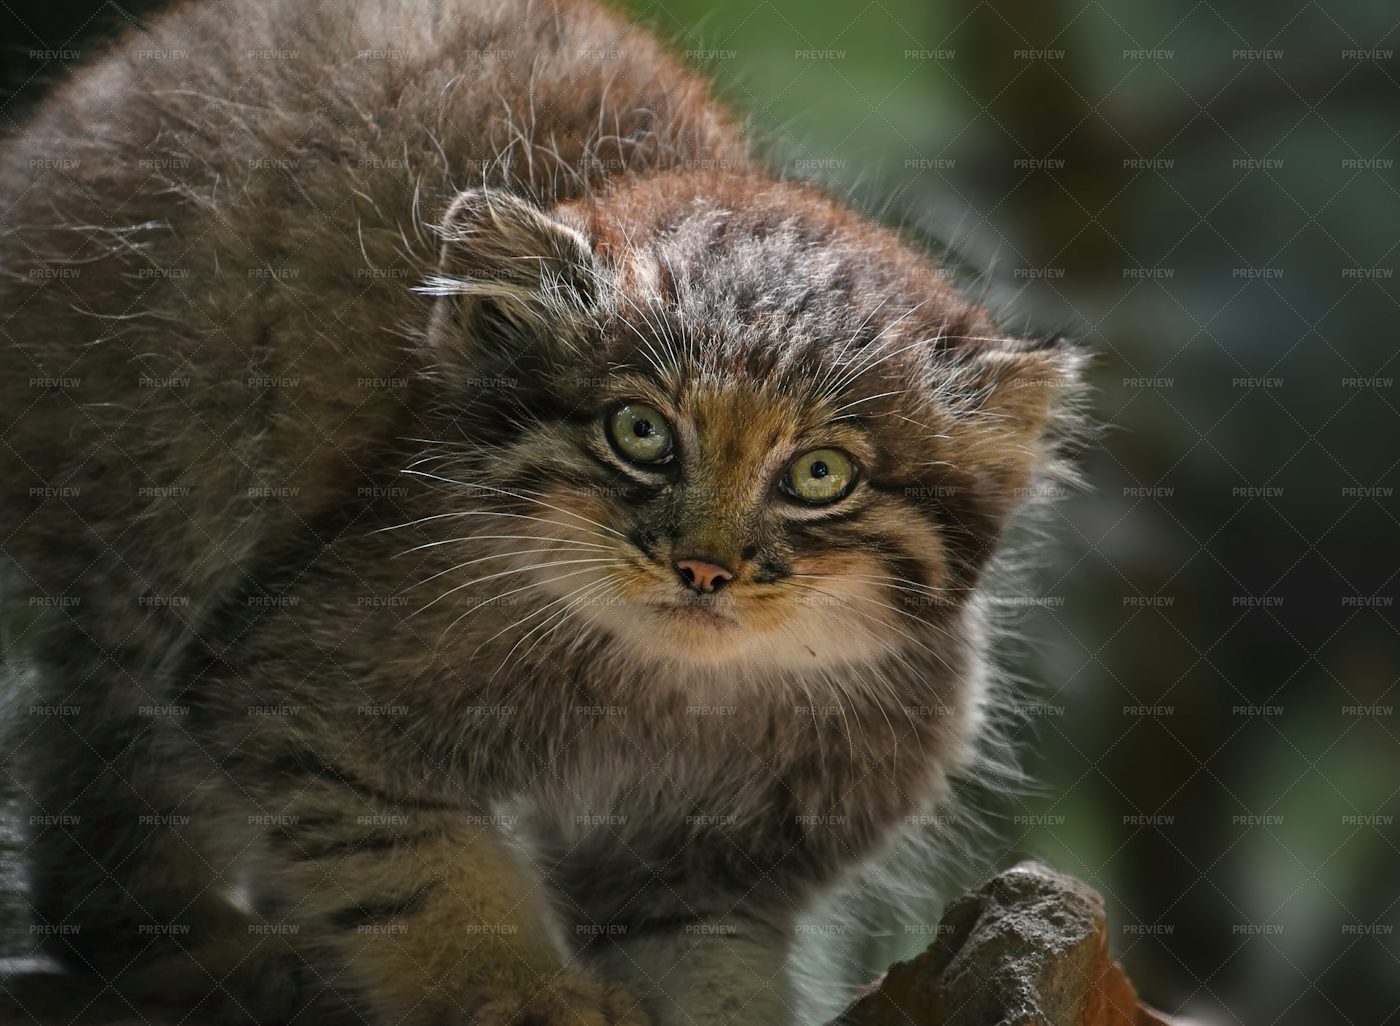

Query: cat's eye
[[784, 448, 856, 504], [607, 403, 674, 464]]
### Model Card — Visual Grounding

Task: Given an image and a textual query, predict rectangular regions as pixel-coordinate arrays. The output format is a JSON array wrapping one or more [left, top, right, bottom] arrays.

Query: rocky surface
[[835, 861, 1182, 1026]]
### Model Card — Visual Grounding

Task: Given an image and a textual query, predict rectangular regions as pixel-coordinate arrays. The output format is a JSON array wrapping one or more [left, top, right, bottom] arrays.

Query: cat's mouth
[[647, 599, 735, 627]]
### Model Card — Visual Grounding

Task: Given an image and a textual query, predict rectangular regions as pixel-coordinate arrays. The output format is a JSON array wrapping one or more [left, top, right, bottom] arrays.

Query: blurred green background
[[3, 1, 1397, 1023]]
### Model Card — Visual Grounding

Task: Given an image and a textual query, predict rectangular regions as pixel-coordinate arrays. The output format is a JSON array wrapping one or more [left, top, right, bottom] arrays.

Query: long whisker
[[472, 575, 614, 656], [825, 330, 947, 399], [819, 303, 930, 400], [793, 571, 957, 600], [397, 533, 614, 556], [774, 579, 958, 675], [400, 469, 629, 541], [779, 584, 919, 671], [375, 509, 619, 546], [812, 295, 892, 398], [436, 562, 625, 643], [604, 225, 685, 379], [411, 557, 621, 617], [830, 389, 906, 416], [821, 587, 964, 646], [403, 548, 615, 594], [780, 608, 936, 768], [491, 577, 617, 681], [802, 660, 858, 768], [611, 299, 676, 381]]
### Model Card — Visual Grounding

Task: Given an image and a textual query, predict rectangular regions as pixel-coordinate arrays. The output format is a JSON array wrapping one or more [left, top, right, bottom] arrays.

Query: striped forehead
[[677, 384, 808, 474]]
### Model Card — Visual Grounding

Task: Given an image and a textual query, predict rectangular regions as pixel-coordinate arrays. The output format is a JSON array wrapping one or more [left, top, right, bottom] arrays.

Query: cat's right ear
[[421, 188, 597, 349]]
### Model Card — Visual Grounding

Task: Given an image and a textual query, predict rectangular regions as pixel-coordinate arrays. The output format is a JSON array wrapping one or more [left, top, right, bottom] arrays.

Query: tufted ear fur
[[942, 331, 1085, 507], [421, 188, 598, 354]]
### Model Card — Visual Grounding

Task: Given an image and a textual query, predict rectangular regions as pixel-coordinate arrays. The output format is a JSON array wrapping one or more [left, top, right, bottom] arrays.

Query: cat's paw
[[470, 973, 650, 1025]]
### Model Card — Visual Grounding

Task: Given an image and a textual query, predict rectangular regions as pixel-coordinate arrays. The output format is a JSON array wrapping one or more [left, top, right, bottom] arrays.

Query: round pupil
[[810, 460, 829, 479], [633, 419, 654, 438]]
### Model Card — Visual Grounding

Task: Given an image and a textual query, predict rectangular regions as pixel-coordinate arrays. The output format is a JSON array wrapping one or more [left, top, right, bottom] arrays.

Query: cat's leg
[[538, 814, 797, 1025], [587, 915, 796, 1026], [10, 655, 305, 1023], [224, 753, 650, 1026]]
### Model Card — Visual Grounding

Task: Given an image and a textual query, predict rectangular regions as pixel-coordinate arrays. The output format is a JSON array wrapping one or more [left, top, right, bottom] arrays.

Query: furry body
[[0, 1, 1079, 1023]]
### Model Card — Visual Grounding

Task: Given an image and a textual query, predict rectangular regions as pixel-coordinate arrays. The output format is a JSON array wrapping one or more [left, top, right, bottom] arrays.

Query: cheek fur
[[787, 506, 954, 627], [517, 465, 955, 677]]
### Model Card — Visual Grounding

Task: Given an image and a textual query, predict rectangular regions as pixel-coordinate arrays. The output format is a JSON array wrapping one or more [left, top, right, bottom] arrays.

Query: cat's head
[[418, 171, 1081, 677]]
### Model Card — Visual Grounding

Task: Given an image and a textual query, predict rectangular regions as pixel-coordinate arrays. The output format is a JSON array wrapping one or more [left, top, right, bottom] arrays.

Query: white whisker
[[435, 562, 626, 644], [411, 557, 621, 617], [400, 469, 630, 541]]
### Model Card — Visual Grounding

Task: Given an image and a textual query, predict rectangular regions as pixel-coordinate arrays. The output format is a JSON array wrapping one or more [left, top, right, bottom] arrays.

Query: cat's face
[[510, 373, 949, 672], [423, 173, 1079, 676]]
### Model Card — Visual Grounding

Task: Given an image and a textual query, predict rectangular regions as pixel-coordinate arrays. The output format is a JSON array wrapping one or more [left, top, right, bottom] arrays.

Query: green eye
[[784, 449, 856, 504], [607, 403, 674, 464]]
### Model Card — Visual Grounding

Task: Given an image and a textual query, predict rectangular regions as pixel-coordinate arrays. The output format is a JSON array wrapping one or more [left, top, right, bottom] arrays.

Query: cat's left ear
[[423, 187, 597, 348], [945, 330, 1086, 505]]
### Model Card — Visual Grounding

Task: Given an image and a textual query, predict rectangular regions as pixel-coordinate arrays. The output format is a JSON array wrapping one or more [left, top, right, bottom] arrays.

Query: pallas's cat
[[0, 0, 1080, 1023]]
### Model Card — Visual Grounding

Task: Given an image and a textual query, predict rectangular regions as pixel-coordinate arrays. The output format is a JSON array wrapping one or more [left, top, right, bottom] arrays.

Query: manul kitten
[[0, 1, 1081, 1023]]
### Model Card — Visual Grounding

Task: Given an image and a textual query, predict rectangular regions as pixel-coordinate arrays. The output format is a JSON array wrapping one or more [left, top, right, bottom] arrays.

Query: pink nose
[[674, 558, 734, 594]]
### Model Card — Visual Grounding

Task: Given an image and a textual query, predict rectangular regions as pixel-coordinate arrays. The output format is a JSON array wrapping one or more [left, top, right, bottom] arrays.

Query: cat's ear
[[943, 329, 1086, 504], [422, 188, 597, 347]]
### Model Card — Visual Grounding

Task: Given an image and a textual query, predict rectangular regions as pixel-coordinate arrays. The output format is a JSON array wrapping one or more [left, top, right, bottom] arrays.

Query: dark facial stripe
[[579, 446, 631, 478], [270, 827, 437, 862], [497, 457, 666, 513], [781, 500, 869, 524], [254, 748, 466, 812], [786, 523, 949, 613], [882, 551, 944, 618], [570, 449, 672, 505], [787, 522, 889, 552], [751, 558, 790, 584], [325, 881, 438, 931], [865, 475, 1005, 587], [628, 528, 661, 560]]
